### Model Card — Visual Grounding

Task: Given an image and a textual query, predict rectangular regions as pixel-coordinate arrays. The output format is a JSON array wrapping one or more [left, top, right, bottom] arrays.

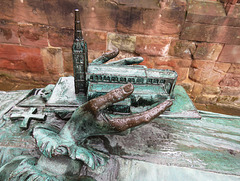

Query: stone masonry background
[[0, 0, 239, 115]]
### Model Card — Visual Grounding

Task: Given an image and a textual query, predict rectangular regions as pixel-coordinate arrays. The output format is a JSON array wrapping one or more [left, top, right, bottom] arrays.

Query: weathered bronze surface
[[0, 84, 172, 180], [0, 87, 240, 180], [0, 9, 174, 180], [71, 9, 177, 115], [0, 8, 240, 181], [72, 9, 88, 95], [10, 108, 46, 129]]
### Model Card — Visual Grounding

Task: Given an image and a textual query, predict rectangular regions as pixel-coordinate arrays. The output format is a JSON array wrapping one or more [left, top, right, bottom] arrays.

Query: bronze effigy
[[0, 8, 239, 181]]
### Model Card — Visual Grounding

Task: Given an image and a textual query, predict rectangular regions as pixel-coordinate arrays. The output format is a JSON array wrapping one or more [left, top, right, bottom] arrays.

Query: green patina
[[0, 87, 240, 180], [0, 8, 239, 181]]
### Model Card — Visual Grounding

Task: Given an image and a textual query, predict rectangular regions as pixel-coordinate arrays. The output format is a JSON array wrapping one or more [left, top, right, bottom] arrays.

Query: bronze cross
[[10, 108, 46, 129]]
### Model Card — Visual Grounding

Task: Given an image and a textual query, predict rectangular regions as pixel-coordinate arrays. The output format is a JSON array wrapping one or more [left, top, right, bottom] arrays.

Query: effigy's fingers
[[108, 100, 173, 131], [86, 83, 134, 113], [106, 57, 144, 65], [91, 48, 119, 65]]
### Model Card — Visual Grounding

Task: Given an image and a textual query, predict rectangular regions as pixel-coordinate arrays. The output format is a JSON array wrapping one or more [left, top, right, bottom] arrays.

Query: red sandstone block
[[176, 68, 188, 82], [146, 57, 190, 82], [232, 4, 240, 19], [18, 25, 48, 48], [86, 0, 185, 33], [112, 0, 160, 9], [220, 86, 240, 96], [0, 44, 44, 73], [168, 40, 196, 59], [41, 48, 64, 75], [113, 0, 186, 10], [227, 17, 240, 27], [139, 56, 172, 69], [138, 55, 156, 68], [153, 57, 188, 82], [189, 66, 225, 86], [0, 1, 14, 21], [62, 48, 73, 73], [107, 33, 136, 52], [192, 83, 203, 96], [149, 8, 185, 35], [189, 68, 203, 83], [205, 70, 226, 86], [181, 22, 240, 44], [186, 1, 227, 25], [155, 65, 174, 70], [0, 20, 19, 44], [168, 0, 187, 11], [83, 30, 107, 51], [191, 60, 215, 70], [187, 11, 240, 27], [117, 7, 185, 36], [202, 85, 221, 95], [189, 66, 204, 81], [226, 4, 236, 17], [211, 26, 240, 44], [88, 50, 105, 63], [42, 0, 117, 30], [155, 57, 179, 68], [217, 95, 240, 106], [135, 36, 171, 56], [12, 0, 115, 30], [180, 22, 215, 42], [13, 0, 48, 25], [41, 0, 76, 28], [80, 2, 117, 32], [48, 27, 74, 47], [228, 64, 240, 74], [186, 2, 240, 27], [218, 45, 240, 64], [193, 43, 223, 61], [177, 59, 192, 68], [195, 95, 218, 104], [214, 62, 231, 73], [39, 0, 91, 28], [188, 1, 226, 18], [220, 73, 240, 87], [115, 6, 147, 34]]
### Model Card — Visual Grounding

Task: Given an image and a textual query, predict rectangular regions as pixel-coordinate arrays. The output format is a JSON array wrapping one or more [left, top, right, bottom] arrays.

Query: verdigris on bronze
[[0, 84, 172, 180], [10, 108, 46, 129], [1, 8, 240, 181], [0, 9, 174, 180], [72, 9, 88, 95], [71, 10, 177, 114]]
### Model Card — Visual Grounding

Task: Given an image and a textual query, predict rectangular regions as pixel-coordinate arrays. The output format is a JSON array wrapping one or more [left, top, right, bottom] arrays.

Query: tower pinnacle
[[72, 9, 88, 95]]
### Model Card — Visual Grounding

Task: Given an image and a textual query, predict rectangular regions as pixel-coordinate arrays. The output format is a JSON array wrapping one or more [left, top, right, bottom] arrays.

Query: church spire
[[74, 9, 83, 40], [72, 9, 88, 95]]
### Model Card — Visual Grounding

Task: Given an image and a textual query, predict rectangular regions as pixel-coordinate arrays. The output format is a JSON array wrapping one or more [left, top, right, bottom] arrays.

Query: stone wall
[[0, 0, 239, 114], [180, 0, 240, 115]]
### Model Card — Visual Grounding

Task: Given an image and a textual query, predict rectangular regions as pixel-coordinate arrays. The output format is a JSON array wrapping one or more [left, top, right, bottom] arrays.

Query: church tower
[[72, 9, 88, 94]]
